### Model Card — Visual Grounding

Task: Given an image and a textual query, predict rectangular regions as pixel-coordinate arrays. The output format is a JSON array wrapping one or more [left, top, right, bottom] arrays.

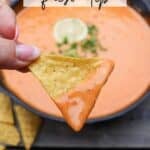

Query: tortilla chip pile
[[0, 93, 42, 150], [14, 106, 42, 150], [0, 93, 14, 124]]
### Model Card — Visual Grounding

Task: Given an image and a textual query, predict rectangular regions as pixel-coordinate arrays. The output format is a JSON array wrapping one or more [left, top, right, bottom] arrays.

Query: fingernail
[[14, 25, 19, 41], [16, 44, 40, 61]]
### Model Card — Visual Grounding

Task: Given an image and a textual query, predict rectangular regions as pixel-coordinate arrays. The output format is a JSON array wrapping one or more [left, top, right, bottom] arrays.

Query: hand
[[0, 3, 40, 69]]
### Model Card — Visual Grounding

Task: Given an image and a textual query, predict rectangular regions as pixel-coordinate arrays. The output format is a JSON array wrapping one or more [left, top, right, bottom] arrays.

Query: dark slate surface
[[35, 92, 150, 148]]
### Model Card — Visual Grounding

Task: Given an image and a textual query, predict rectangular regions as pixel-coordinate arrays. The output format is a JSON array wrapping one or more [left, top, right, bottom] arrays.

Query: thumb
[[0, 38, 40, 69]]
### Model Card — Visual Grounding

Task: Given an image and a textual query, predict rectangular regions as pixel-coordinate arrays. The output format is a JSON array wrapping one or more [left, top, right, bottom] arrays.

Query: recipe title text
[[23, 0, 127, 9], [41, 0, 108, 10]]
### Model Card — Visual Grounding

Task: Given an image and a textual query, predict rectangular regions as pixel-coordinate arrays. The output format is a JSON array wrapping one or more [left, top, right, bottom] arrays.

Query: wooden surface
[[3, 1, 150, 149]]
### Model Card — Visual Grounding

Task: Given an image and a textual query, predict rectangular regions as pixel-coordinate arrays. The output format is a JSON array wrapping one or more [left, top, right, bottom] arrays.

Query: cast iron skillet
[[0, 0, 150, 123]]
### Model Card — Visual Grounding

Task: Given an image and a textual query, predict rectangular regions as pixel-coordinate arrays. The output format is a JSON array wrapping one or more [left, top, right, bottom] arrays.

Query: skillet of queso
[[0, 7, 150, 120]]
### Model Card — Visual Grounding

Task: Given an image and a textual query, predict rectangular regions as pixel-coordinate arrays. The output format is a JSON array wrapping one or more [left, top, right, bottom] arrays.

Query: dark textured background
[[1, 0, 150, 149]]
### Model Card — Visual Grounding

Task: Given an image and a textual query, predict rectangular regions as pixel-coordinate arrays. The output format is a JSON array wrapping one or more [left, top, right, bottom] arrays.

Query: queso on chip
[[29, 54, 114, 131]]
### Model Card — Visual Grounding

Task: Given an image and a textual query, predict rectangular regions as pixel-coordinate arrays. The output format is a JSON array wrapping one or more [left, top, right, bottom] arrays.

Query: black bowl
[[0, 83, 150, 124]]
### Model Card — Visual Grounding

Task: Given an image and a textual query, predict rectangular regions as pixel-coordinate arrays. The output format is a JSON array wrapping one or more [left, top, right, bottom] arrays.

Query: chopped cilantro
[[88, 25, 98, 36], [62, 37, 68, 44], [70, 43, 78, 50], [56, 24, 106, 58]]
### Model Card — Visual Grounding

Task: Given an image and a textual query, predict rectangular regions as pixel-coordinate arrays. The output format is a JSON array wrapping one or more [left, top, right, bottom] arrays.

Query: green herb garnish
[[70, 43, 78, 50], [81, 38, 96, 50], [88, 25, 98, 36], [62, 37, 68, 44], [56, 24, 106, 58], [81, 36, 100, 54]]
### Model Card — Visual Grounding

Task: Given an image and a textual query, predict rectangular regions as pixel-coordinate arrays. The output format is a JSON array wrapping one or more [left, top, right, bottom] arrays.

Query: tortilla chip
[[0, 93, 14, 124], [0, 145, 5, 150], [0, 123, 20, 146], [29, 54, 114, 131], [30, 54, 101, 99], [14, 105, 42, 150]]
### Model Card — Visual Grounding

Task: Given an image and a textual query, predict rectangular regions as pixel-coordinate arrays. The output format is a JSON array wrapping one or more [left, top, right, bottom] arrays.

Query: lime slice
[[53, 18, 88, 43]]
